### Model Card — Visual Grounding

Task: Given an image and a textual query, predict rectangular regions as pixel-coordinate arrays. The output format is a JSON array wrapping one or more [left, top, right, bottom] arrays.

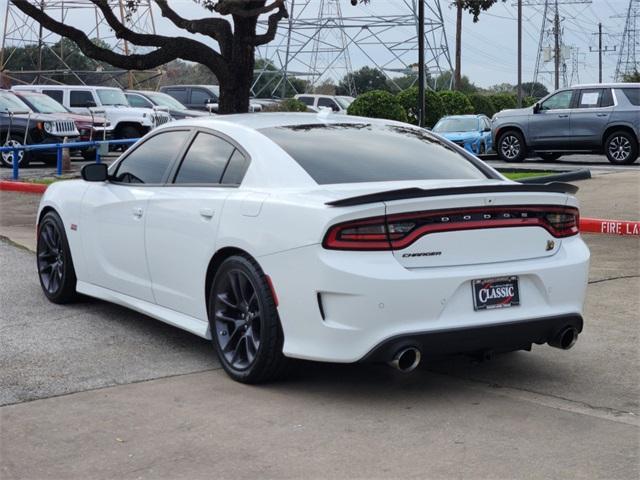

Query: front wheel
[[1, 134, 30, 168], [37, 211, 79, 304], [605, 131, 638, 165], [497, 131, 526, 163], [208, 255, 290, 384]]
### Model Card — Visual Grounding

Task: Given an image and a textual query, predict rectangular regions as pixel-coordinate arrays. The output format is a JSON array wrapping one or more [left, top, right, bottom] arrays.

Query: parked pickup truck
[[12, 85, 172, 141]]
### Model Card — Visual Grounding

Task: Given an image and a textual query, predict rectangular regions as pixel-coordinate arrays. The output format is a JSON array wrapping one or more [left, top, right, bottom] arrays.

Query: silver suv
[[492, 83, 639, 164]]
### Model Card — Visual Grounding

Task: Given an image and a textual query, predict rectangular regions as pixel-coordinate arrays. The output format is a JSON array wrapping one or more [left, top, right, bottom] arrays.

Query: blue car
[[432, 114, 493, 155]]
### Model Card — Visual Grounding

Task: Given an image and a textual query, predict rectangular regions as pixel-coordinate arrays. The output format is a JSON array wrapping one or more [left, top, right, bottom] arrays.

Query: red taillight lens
[[323, 206, 579, 251]]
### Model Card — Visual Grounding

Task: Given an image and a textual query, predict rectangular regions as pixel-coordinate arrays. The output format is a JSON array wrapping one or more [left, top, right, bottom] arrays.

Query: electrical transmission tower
[[254, 0, 453, 97], [614, 0, 639, 80], [1, 1, 160, 88], [523, 0, 591, 92]]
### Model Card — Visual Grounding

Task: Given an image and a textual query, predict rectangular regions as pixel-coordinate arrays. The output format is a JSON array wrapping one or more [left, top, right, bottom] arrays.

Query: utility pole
[[418, 0, 425, 127], [554, 0, 560, 90], [517, 0, 523, 106], [589, 23, 615, 83]]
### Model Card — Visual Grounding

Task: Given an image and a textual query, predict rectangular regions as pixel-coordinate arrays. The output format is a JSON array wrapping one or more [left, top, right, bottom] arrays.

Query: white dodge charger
[[36, 113, 590, 383]]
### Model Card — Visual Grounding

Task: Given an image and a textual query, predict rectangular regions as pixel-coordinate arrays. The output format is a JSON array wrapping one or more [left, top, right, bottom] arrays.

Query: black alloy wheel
[[209, 255, 289, 383], [37, 211, 79, 303]]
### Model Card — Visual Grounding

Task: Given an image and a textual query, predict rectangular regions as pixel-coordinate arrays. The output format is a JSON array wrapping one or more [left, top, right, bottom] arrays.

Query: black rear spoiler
[[325, 182, 579, 207]]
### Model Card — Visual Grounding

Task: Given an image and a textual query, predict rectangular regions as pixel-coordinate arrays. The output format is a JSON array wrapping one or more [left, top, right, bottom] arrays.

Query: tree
[[452, 1, 506, 90], [467, 93, 496, 117], [396, 87, 445, 127], [438, 90, 474, 115], [347, 90, 407, 122], [336, 66, 390, 95], [10, 0, 289, 113]]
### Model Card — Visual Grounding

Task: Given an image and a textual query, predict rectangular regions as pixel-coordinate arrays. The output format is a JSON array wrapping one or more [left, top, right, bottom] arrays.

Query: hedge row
[[347, 89, 537, 127]]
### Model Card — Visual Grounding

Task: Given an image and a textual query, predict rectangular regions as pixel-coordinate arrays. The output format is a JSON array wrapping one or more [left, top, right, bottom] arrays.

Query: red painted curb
[[0, 180, 47, 194], [580, 218, 640, 236]]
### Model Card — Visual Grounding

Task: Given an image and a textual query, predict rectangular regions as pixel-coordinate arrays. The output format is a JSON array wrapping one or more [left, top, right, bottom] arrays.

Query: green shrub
[[488, 93, 518, 113], [467, 93, 496, 117], [396, 87, 445, 128], [347, 90, 408, 122], [437, 90, 474, 115]]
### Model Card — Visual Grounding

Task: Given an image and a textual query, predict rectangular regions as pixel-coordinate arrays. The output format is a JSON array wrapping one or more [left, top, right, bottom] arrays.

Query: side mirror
[[81, 163, 108, 182], [533, 103, 541, 114]]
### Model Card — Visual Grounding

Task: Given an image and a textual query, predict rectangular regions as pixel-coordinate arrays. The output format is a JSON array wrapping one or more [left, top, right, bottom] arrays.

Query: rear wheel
[[37, 211, 79, 304], [538, 152, 562, 161], [497, 131, 526, 163], [208, 255, 290, 383], [1, 134, 30, 168], [605, 131, 638, 165]]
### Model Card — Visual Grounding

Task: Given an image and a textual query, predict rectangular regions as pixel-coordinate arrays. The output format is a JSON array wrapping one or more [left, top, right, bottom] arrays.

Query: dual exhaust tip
[[388, 326, 578, 372]]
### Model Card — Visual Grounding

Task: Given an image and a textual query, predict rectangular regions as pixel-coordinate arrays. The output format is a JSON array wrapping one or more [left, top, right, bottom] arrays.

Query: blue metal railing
[[0, 138, 140, 180]]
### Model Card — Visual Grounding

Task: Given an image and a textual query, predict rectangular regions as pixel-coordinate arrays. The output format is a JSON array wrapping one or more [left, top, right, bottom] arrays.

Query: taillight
[[323, 206, 579, 251]]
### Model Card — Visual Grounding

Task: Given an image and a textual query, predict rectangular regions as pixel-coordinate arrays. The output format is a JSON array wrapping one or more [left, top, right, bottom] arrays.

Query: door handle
[[558, 114, 569, 118], [132, 207, 143, 219], [199, 208, 215, 219]]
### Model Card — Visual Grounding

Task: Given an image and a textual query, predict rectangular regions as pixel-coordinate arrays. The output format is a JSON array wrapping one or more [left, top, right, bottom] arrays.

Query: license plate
[[472, 276, 520, 311]]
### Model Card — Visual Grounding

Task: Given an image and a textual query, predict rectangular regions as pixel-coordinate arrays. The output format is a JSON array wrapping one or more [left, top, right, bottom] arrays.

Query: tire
[[1, 134, 30, 168], [81, 148, 97, 161], [37, 211, 79, 304], [604, 131, 638, 165], [497, 130, 526, 163], [208, 255, 290, 384], [538, 152, 562, 161]]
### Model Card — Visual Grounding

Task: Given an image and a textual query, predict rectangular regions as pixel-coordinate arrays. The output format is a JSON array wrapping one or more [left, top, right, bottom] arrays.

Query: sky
[[1, 0, 633, 90]]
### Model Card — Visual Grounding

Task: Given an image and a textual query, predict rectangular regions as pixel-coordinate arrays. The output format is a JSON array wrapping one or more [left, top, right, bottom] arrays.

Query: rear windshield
[[621, 88, 640, 106], [259, 123, 488, 185]]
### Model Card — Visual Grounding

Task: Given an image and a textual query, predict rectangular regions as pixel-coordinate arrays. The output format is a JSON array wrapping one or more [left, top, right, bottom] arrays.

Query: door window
[[165, 88, 188, 104], [540, 90, 573, 111], [112, 130, 190, 184], [577, 89, 603, 108], [174, 132, 235, 184], [297, 96, 314, 106], [42, 90, 63, 103], [318, 97, 340, 111], [70, 90, 95, 108], [126, 93, 153, 108], [191, 88, 213, 105]]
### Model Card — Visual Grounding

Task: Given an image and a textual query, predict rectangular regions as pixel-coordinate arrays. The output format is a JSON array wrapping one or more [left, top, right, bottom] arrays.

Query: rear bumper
[[361, 314, 583, 362]]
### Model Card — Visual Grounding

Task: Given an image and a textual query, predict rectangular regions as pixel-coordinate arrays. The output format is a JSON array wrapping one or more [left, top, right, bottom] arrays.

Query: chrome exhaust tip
[[549, 326, 579, 350], [389, 347, 422, 372]]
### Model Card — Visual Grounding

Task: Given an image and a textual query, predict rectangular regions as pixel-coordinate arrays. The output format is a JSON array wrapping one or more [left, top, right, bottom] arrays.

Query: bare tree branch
[[153, 0, 233, 56], [10, 0, 229, 77], [254, 3, 289, 46], [214, 0, 284, 18]]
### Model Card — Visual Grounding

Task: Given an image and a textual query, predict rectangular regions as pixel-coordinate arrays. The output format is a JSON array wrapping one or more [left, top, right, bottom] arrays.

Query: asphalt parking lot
[[0, 171, 639, 479]]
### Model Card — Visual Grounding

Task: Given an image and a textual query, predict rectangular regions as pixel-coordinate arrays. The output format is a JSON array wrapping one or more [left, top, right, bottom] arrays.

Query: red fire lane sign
[[580, 218, 640, 236]]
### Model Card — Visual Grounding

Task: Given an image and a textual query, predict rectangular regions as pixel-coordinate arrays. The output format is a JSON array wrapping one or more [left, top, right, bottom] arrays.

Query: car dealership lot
[[1, 171, 639, 479]]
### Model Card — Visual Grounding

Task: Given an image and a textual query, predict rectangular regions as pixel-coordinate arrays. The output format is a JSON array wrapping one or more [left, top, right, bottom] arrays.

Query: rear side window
[[43, 90, 63, 103], [165, 88, 188, 104], [70, 90, 94, 108], [113, 130, 190, 184], [221, 149, 249, 185], [260, 123, 488, 185], [621, 88, 640, 106], [174, 132, 235, 184]]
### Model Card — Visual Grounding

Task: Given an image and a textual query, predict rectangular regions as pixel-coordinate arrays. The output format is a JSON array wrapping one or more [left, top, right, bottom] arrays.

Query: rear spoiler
[[325, 182, 579, 207]]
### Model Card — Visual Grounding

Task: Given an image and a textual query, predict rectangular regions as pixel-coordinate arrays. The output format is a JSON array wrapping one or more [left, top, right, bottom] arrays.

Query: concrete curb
[[0, 181, 47, 194]]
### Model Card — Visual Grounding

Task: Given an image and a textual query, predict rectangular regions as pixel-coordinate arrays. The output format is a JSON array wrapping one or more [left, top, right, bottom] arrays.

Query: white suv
[[12, 85, 172, 140]]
